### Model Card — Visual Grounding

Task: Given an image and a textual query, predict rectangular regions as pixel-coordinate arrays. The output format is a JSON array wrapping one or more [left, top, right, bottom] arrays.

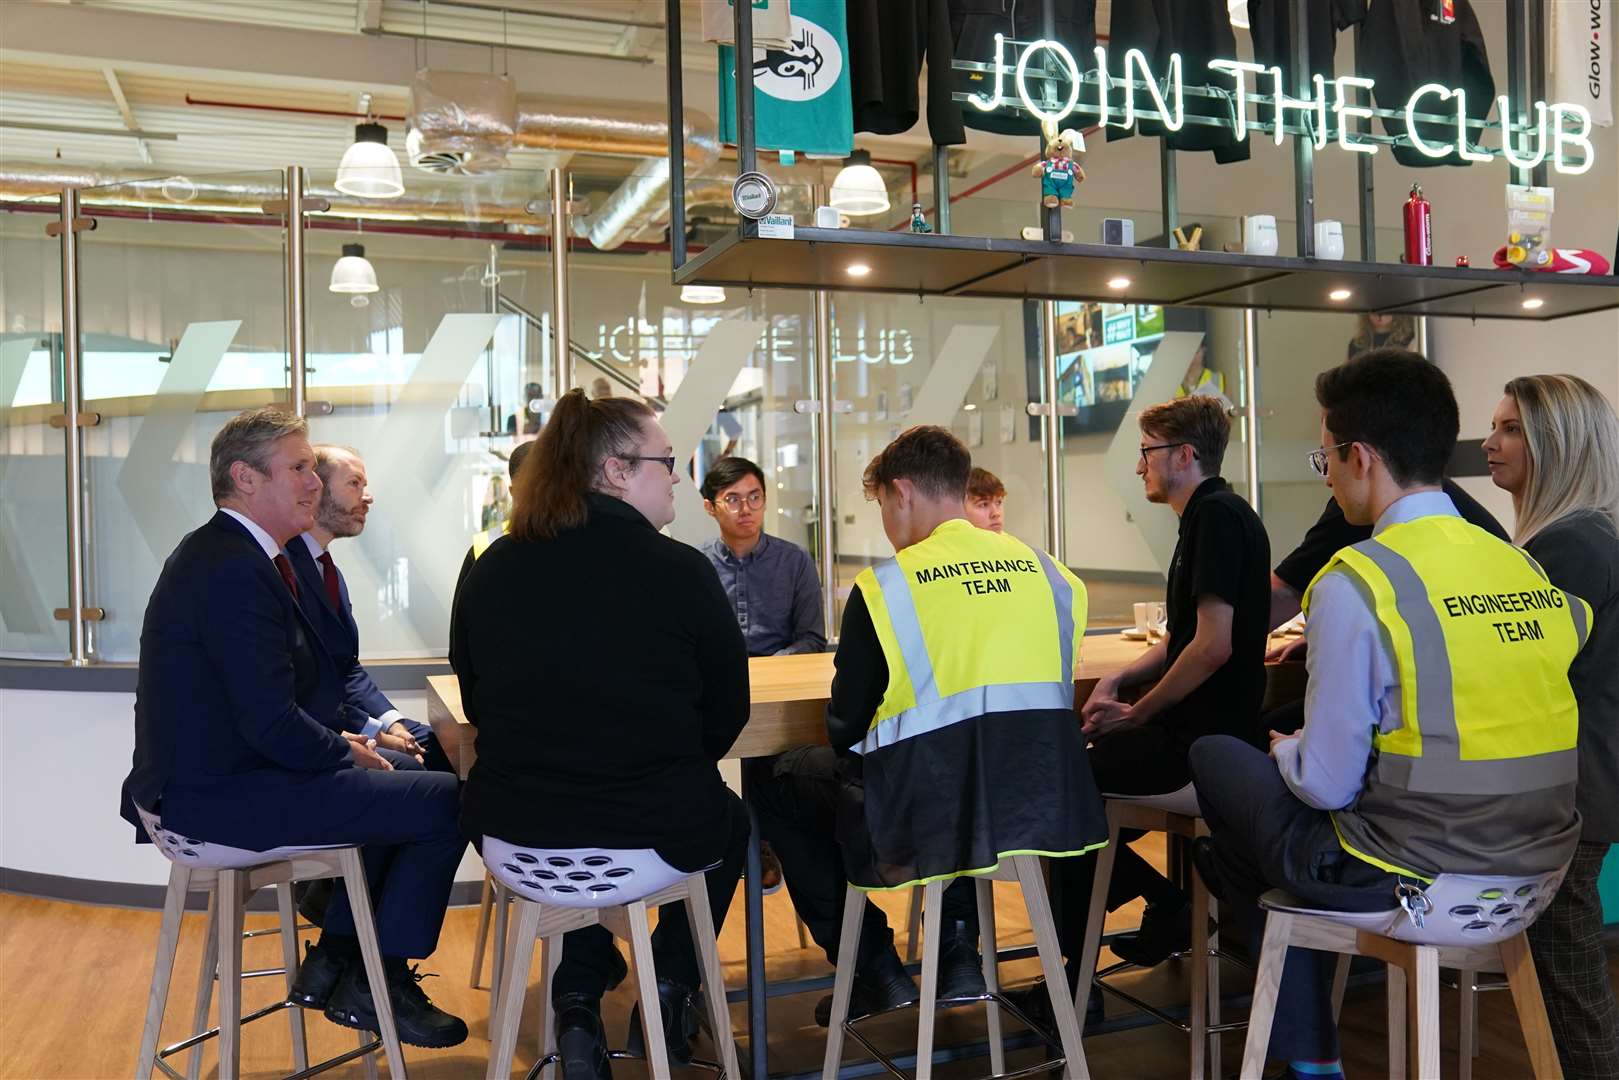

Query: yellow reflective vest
[[1302, 514, 1591, 881], [471, 521, 509, 560], [848, 519, 1107, 889]]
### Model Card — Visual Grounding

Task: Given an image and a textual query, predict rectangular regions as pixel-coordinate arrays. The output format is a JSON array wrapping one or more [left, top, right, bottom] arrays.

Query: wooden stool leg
[[1238, 910, 1294, 1080], [1206, 893, 1222, 1080], [1012, 856, 1090, 1080], [1411, 946, 1441, 1080], [1188, 869, 1209, 1080], [135, 864, 192, 1080], [1330, 953, 1351, 1023], [214, 871, 244, 1080], [493, 881, 511, 1001], [821, 885, 866, 1080], [1499, 933, 1566, 1080], [627, 899, 673, 1080], [905, 886, 924, 963], [1458, 969, 1477, 1080], [1072, 815, 1122, 1032], [1386, 960, 1408, 1080], [915, 880, 945, 1080], [796, 912, 812, 951], [471, 873, 496, 988], [274, 882, 309, 1073], [486, 898, 542, 1080], [185, 891, 220, 1080], [975, 878, 1006, 1077], [685, 876, 743, 1080], [537, 934, 564, 1080], [340, 849, 407, 1079]]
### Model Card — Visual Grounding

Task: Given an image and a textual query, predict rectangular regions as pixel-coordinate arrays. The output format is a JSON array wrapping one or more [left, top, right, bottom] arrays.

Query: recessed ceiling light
[[847, 263, 872, 278], [1521, 297, 1545, 310], [1328, 288, 1352, 301], [963, 403, 978, 412], [1108, 276, 1131, 289]]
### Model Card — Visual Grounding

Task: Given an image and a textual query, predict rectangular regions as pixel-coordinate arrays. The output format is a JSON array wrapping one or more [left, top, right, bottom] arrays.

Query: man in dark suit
[[285, 444, 452, 774], [119, 407, 468, 1048]]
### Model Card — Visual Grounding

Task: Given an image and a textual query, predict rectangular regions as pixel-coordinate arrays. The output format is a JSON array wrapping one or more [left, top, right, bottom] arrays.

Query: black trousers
[[746, 746, 977, 970], [551, 789, 750, 1001], [1050, 723, 1192, 984], [1527, 839, 1619, 1079]]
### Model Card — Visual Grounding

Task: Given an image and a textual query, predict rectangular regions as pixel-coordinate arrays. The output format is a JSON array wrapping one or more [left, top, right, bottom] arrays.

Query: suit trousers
[[1526, 839, 1619, 1079], [159, 764, 464, 959]]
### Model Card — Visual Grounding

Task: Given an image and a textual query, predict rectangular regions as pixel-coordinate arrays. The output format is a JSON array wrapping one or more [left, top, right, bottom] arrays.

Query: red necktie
[[317, 551, 342, 611], [272, 553, 299, 600]]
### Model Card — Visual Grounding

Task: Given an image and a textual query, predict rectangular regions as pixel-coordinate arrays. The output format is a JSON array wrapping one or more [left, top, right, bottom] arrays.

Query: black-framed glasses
[[716, 491, 766, 511], [1139, 441, 1195, 464], [1307, 441, 1354, 477], [619, 454, 677, 476]]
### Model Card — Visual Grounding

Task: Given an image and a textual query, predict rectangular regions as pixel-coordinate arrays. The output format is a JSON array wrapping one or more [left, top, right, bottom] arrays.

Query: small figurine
[[1172, 225, 1204, 251], [1032, 126, 1086, 209], [910, 201, 931, 233]]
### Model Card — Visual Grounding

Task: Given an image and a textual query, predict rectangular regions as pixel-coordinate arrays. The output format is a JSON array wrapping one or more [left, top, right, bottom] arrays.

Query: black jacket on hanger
[[950, 0, 1099, 139], [1248, 0, 1367, 87], [848, 0, 967, 144], [1359, 0, 1493, 167], [1105, 0, 1251, 163]]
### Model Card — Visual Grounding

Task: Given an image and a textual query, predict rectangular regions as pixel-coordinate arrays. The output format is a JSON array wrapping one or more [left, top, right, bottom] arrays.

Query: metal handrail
[[495, 293, 666, 407]]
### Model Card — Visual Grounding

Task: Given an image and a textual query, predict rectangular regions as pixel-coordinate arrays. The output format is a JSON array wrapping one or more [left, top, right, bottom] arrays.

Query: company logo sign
[[752, 15, 842, 103]]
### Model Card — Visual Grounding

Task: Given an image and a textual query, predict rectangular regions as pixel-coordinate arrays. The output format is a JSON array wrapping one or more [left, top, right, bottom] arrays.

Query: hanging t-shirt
[[950, 0, 1100, 139], [847, 0, 965, 145], [1248, 0, 1367, 87], [1358, 0, 1494, 167], [1104, 0, 1251, 162], [718, 0, 854, 156]]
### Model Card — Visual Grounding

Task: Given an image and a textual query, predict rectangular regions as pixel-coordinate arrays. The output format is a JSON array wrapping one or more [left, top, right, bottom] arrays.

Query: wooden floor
[[4, 851, 1609, 1079]]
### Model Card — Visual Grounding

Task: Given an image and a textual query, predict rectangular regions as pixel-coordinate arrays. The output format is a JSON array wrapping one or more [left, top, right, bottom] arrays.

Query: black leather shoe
[[288, 941, 347, 1009], [1003, 978, 1104, 1040], [294, 879, 332, 929], [1109, 895, 1191, 968], [555, 994, 613, 1080], [1192, 836, 1227, 903], [815, 947, 918, 1026], [323, 960, 469, 1048], [625, 977, 700, 1066], [936, 919, 987, 1003]]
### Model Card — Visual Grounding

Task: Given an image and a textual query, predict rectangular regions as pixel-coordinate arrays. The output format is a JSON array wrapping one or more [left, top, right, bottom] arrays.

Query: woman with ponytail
[[1483, 374, 1619, 1079], [452, 389, 750, 1080]]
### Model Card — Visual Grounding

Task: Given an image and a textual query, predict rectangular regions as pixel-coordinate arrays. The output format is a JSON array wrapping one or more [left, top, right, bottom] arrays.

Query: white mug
[[1314, 219, 1345, 260], [1133, 602, 1149, 635], [1242, 214, 1279, 256], [814, 206, 848, 229]]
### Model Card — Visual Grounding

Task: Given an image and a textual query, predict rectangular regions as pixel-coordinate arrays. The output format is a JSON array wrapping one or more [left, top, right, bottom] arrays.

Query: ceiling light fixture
[[829, 149, 890, 217], [329, 243, 380, 294], [1108, 276, 1132, 289], [336, 121, 405, 199], [1328, 288, 1353, 301], [680, 284, 727, 305], [846, 263, 872, 278], [1521, 297, 1545, 310]]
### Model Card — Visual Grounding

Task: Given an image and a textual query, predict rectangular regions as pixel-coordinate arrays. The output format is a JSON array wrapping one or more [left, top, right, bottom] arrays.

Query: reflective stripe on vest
[[856, 547, 1077, 756]]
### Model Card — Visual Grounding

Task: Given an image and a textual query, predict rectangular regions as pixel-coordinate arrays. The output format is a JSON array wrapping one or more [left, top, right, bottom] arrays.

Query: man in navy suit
[[119, 407, 468, 1048], [284, 444, 452, 774]]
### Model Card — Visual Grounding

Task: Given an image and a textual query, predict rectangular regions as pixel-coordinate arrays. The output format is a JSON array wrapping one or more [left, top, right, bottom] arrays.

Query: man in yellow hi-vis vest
[[1189, 351, 1590, 1080], [449, 439, 533, 661], [748, 426, 1108, 1026]]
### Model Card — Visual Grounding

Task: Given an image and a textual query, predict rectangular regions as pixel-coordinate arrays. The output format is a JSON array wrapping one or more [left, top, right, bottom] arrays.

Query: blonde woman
[[1483, 374, 1619, 1079]]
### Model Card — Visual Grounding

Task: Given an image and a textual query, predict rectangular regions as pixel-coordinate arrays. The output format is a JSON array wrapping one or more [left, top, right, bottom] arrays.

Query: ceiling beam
[[100, 66, 152, 164]]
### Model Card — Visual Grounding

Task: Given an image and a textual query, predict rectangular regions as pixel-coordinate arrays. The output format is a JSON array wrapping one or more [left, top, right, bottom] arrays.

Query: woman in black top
[[1483, 374, 1619, 1080], [452, 389, 749, 1080]]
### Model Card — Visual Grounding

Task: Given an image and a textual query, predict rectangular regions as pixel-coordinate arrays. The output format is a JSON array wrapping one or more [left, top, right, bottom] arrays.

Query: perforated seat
[[483, 840, 690, 909], [132, 804, 404, 1080], [1099, 783, 1202, 819]]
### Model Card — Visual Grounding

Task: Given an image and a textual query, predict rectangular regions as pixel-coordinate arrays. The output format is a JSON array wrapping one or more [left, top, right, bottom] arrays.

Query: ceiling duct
[[407, 69, 518, 175]]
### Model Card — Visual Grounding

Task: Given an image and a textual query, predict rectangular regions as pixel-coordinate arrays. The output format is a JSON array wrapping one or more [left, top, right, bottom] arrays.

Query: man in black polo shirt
[[1051, 395, 1271, 979]]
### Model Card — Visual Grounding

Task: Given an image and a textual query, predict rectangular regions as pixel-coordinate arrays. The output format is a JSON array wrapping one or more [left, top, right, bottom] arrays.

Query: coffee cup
[[815, 206, 849, 229], [1133, 602, 1149, 635], [1314, 219, 1345, 260], [1242, 214, 1279, 257]]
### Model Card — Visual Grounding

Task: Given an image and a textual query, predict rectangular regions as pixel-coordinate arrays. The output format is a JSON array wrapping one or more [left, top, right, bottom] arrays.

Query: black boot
[[815, 946, 918, 1027], [288, 940, 348, 1009], [1109, 894, 1192, 968], [323, 958, 468, 1048], [555, 993, 613, 1080], [625, 977, 700, 1067], [1002, 977, 1104, 1040], [294, 878, 333, 928], [935, 919, 987, 1003]]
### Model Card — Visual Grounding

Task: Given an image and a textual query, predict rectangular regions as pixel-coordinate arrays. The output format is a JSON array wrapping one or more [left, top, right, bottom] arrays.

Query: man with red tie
[[119, 408, 468, 1048], [284, 445, 452, 774]]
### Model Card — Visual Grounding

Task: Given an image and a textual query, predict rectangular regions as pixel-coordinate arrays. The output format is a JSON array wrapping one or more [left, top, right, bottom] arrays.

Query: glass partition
[[0, 194, 69, 658]]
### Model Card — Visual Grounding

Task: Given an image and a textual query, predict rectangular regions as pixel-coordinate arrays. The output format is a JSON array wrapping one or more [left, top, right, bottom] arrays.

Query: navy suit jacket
[[120, 511, 352, 838], [284, 538, 395, 721]]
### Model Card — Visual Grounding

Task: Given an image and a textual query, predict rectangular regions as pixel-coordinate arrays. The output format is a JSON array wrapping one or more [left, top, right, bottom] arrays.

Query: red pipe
[[184, 94, 408, 122]]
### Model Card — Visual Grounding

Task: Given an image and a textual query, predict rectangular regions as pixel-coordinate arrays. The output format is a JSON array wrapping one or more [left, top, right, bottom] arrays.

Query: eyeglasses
[[619, 454, 677, 476], [716, 491, 765, 512], [1139, 442, 1196, 464], [1307, 441, 1354, 477]]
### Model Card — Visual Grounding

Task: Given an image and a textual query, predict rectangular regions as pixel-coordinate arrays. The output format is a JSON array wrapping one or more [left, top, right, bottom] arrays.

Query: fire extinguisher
[[1404, 184, 1433, 266]]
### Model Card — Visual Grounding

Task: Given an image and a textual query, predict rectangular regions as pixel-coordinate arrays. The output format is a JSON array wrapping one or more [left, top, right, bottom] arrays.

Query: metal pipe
[[486, 243, 501, 434], [1242, 309, 1262, 514], [812, 184, 837, 642], [58, 187, 90, 665], [1354, 21, 1375, 262], [1160, 142, 1178, 241], [549, 167, 571, 400], [666, 0, 687, 270], [284, 165, 307, 417], [1291, 0, 1315, 257], [931, 145, 951, 235], [731, 0, 757, 176], [1040, 300, 1063, 560], [1529, 0, 1548, 188]]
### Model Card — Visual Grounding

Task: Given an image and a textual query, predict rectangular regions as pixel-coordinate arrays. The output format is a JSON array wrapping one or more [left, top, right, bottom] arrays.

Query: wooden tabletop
[[426, 633, 1168, 781]]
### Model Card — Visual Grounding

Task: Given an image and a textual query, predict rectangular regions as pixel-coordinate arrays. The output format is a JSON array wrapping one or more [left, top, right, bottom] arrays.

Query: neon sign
[[968, 35, 1596, 175]]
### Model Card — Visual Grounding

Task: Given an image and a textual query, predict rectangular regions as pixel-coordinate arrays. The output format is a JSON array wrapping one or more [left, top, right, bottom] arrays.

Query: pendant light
[[330, 243, 379, 294], [829, 149, 890, 217], [336, 121, 405, 198], [680, 284, 727, 305]]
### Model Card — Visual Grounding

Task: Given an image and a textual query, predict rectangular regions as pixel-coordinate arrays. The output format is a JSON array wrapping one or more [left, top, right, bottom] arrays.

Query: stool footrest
[[841, 991, 1073, 1080], [523, 1048, 727, 1080], [157, 997, 299, 1059]]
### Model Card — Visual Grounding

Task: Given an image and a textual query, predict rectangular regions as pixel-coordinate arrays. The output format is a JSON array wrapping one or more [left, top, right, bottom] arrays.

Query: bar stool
[[132, 804, 405, 1080], [482, 839, 741, 1080], [1070, 785, 1231, 1080], [1242, 867, 1568, 1080], [821, 854, 1090, 1080]]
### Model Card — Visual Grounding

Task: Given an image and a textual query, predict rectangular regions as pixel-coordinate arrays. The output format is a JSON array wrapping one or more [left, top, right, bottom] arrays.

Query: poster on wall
[[981, 360, 999, 401], [1000, 404, 1018, 444], [1550, 0, 1613, 127]]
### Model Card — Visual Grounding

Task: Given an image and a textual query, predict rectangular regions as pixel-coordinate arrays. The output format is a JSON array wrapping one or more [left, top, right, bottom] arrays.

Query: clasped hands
[[1080, 675, 1140, 738], [342, 722, 424, 770]]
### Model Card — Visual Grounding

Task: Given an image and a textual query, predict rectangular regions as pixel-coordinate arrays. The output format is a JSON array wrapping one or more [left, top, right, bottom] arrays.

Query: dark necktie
[[317, 551, 343, 611], [272, 553, 299, 600]]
